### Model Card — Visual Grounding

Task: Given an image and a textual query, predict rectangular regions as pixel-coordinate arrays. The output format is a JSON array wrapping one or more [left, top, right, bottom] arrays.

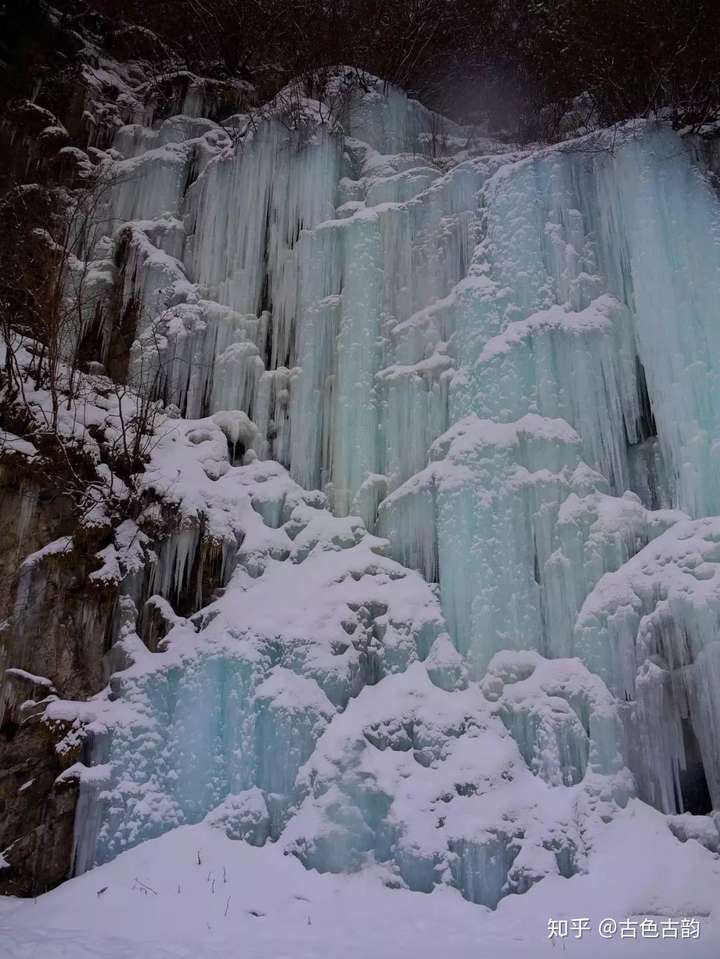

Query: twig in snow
[[133, 877, 158, 896]]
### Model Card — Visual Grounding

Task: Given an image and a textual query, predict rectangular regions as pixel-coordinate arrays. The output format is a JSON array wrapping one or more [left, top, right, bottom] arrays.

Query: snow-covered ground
[[2, 801, 719, 958]]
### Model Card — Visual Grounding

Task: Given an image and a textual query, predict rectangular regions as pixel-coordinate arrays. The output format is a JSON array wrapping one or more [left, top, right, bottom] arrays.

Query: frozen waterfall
[[69, 74, 720, 908]]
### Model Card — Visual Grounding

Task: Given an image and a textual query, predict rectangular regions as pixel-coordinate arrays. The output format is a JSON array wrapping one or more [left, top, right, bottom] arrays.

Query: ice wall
[[96, 95, 720, 534], [93, 78, 502, 500], [69, 77, 720, 905]]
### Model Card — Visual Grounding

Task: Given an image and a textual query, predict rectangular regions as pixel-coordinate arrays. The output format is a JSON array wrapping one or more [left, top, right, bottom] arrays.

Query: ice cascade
[[68, 77, 720, 907]]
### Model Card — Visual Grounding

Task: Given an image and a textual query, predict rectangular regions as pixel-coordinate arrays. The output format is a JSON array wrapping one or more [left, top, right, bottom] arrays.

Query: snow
[[3, 668, 55, 689], [1, 808, 719, 958], [0, 430, 38, 458], [19, 536, 74, 569]]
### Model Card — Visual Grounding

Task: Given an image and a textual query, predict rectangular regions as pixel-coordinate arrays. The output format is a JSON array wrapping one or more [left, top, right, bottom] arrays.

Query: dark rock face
[[0, 700, 81, 896], [2, 539, 116, 699], [0, 468, 118, 895]]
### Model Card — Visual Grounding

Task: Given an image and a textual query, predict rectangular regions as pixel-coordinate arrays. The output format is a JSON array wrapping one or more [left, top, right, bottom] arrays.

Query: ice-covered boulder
[[285, 659, 630, 907]]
